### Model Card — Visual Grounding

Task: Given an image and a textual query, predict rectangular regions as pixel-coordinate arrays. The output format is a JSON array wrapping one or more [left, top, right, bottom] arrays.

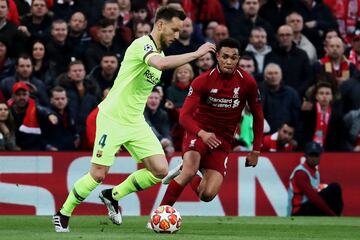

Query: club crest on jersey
[[144, 44, 153, 52], [233, 87, 240, 98], [188, 86, 193, 96], [96, 150, 103, 158]]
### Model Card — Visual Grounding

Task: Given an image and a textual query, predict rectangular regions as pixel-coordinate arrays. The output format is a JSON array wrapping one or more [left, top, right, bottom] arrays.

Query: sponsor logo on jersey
[[96, 150, 103, 158], [144, 69, 159, 85]]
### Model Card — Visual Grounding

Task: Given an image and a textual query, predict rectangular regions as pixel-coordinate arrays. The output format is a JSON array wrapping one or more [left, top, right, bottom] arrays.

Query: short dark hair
[[154, 5, 186, 22], [280, 121, 295, 130], [68, 60, 85, 71], [97, 18, 115, 28], [217, 38, 241, 54], [102, 0, 118, 10], [16, 54, 33, 66], [315, 81, 334, 95], [50, 86, 66, 97]]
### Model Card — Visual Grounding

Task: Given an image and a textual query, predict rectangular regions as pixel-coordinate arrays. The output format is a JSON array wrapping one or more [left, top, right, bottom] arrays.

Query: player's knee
[[152, 166, 168, 179], [199, 190, 216, 202]]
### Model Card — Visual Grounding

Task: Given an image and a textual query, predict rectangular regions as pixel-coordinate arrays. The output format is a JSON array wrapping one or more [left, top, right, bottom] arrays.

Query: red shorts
[[182, 132, 230, 176]]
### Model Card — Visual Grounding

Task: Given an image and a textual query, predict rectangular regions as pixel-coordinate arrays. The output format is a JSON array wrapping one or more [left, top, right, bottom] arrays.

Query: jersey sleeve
[[245, 73, 264, 152], [179, 75, 206, 135], [138, 38, 161, 65]]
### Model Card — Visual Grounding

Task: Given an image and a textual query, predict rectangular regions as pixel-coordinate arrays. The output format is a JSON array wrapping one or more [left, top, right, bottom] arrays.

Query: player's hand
[[245, 151, 260, 167], [198, 129, 222, 149], [196, 42, 216, 58]]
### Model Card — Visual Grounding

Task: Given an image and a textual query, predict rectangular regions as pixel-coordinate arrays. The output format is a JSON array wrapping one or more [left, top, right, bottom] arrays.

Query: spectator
[[87, 53, 119, 91], [84, 18, 124, 72], [221, 0, 243, 34], [229, 0, 275, 49], [194, 52, 214, 77], [57, 60, 99, 139], [52, 0, 83, 21], [296, 0, 338, 57], [262, 121, 295, 152], [144, 88, 174, 157], [239, 54, 261, 81], [288, 141, 343, 216], [8, 82, 57, 150], [340, 61, 360, 115], [43, 86, 80, 151], [300, 81, 346, 151], [264, 25, 312, 97], [118, 0, 131, 26], [166, 63, 194, 108], [202, 20, 219, 43], [127, 1, 150, 32], [286, 12, 317, 64], [46, 19, 76, 78], [31, 40, 50, 85], [0, 101, 20, 150], [0, 0, 22, 56], [323, 0, 360, 43], [68, 11, 91, 61], [133, 20, 151, 39], [316, 37, 355, 87], [348, 29, 360, 72], [162, 17, 203, 89], [0, 38, 15, 81], [85, 87, 110, 149], [18, 0, 53, 45], [259, 0, 297, 31], [259, 63, 301, 134], [1, 54, 49, 106], [244, 27, 272, 75], [213, 24, 229, 46], [343, 107, 360, 152]]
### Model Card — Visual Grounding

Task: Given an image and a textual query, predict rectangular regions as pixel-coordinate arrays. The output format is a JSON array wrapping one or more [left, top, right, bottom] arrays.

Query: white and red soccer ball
[[150, 205, 182, 233]]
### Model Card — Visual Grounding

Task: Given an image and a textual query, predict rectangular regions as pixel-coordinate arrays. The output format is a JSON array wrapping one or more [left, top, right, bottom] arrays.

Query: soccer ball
[[150, 205, 182, 234]]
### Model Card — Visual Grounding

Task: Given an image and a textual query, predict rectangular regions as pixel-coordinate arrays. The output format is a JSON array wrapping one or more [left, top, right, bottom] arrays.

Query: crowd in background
[[0, 0, 360, 153]]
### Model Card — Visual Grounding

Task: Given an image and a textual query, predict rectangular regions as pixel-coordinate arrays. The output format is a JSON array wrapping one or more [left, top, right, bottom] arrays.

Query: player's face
[[50, 91, 68, 110], [0, 103, 9, 121], [315, 87, 333, 107], [216, 47, 240, 74], [159, 17, 183, 50]]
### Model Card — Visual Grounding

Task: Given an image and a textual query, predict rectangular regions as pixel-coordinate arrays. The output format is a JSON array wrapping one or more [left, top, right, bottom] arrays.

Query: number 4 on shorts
[[98, 134, 107, 148]]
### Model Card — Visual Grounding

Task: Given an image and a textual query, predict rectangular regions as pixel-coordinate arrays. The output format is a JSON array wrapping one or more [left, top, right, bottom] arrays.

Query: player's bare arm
[[197, 129, 222, 149], [148, 42, 216, 71]]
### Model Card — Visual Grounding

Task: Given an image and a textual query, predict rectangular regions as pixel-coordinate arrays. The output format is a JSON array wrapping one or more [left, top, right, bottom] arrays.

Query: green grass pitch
[[1, 216, 359, 240]]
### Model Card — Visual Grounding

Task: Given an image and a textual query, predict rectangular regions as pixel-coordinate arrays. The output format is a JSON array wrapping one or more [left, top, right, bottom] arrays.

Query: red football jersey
[[180, 67, 264, 151]]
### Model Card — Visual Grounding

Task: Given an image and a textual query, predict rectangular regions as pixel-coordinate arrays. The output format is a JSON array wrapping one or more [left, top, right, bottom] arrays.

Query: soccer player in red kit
[[160, 38, 264, 205]]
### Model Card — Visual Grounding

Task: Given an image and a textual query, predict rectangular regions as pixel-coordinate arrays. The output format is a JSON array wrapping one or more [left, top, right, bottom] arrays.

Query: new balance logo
[[189, 139, 197, 147], [210, 88, 218, 94]]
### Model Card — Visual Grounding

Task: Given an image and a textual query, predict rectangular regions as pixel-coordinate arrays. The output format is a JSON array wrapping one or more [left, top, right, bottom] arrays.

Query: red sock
[[191, 175, 202, 195], [160, 180, 185, 206]]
